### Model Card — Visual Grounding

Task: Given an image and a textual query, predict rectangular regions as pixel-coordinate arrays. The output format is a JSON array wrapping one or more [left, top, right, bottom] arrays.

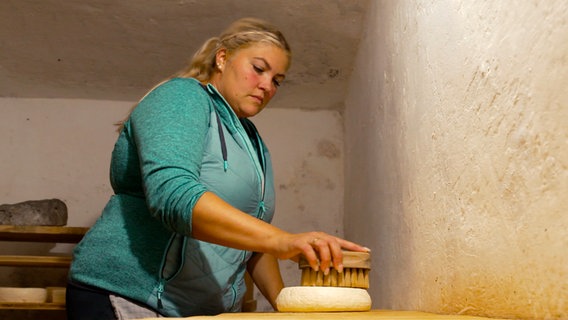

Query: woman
[[67, 17, 369, 319]]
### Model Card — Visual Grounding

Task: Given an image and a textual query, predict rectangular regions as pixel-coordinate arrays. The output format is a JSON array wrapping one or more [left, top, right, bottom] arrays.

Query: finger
[[301, 242, 320, 272], [313, 238, 331, 275], [337, 238, 371, 253], [328, 239, 344, 273]]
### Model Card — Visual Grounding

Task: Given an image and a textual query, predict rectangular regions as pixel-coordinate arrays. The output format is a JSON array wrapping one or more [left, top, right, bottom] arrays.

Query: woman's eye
[[272, 79, 281, 87], [253, 65, 263, 73]]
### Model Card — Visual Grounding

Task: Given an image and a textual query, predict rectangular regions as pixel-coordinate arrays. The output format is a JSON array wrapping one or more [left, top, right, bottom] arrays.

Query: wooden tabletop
[[139, 310, 506, 320]]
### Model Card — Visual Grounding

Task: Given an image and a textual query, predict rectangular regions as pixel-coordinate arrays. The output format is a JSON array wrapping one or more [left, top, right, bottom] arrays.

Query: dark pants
[[66, 281, 117, 320]]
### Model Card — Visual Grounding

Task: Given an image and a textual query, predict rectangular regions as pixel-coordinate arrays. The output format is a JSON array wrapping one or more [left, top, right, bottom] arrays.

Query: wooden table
[[139, 310, 507, 319]]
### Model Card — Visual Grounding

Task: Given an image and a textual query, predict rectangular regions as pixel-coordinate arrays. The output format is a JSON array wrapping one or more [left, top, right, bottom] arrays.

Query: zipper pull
[[157, 281, 165, 309], [258, 201, 266, 219]]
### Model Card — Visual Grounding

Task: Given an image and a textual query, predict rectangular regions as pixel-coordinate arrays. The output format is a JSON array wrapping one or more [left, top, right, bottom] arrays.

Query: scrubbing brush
[[276, 251, 372, 312], [298, 250, 371, 289]]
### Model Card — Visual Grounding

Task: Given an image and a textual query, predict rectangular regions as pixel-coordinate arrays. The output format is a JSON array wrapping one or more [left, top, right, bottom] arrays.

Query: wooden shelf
[[0, 255, 72, 267], [0, 225, 88, 243], [0, 225, 85, 314], [0, 302, 65, 310]]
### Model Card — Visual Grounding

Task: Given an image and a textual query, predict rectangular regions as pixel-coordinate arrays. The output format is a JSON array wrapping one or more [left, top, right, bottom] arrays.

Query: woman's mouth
[[251, 95, 264, 104]]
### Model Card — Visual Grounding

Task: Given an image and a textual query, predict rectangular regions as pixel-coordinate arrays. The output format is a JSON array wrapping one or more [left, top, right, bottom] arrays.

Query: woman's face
[[212, 43, 289, 118]]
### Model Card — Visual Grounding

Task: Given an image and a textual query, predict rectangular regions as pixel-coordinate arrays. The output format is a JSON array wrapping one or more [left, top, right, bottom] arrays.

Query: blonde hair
[[116, 18, 291, 131], [177, 17, 291, 80]]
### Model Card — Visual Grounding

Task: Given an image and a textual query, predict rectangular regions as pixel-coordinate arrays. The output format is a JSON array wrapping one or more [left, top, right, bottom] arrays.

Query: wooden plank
[[0, 225, 88, 243], [137, 310, 508, 320], [0, 302, 65, 310], [0, 255, 72, 267], [299, 251, 371, 269]]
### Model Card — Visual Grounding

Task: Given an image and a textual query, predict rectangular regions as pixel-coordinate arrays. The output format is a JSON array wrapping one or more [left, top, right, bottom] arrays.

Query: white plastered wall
[[344, 1, 567, 319]]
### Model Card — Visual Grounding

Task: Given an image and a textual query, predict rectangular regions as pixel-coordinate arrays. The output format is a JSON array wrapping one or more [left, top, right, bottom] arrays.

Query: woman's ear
[[215, 49, 227, 71]]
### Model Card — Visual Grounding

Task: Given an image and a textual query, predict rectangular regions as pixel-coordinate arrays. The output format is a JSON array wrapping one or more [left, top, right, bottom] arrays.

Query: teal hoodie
[[69, 78, 275, 316]]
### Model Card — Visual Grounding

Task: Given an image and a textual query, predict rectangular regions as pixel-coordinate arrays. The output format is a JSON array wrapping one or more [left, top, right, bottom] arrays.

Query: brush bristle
[[300, 267, 370, 289], [298, 251, 371, 289]]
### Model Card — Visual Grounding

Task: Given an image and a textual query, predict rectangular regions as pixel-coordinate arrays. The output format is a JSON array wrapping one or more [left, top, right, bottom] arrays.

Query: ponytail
[[175, 37, 220, 81]]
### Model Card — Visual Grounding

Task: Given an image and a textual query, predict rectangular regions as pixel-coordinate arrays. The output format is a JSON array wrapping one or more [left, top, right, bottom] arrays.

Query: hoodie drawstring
[[215, 111, 228, 172]]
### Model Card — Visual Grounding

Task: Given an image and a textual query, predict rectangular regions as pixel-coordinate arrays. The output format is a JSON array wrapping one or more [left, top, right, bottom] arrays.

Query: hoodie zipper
[[234, 123, 266, 213], [229, 119, 267, 310], [205, 84, 266, 217], [246, 122, 267, 220], [157, 281, 165, 309], [205, 83, 267, 310]]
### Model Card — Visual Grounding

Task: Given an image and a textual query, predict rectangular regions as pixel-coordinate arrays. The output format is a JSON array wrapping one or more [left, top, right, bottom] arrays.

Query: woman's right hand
[[191, 192, 370, 274], [271, 231, 370, 276]]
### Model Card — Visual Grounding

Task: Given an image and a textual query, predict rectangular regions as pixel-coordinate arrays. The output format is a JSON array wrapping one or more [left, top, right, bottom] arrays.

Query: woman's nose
[[258, 75, 274, 92]]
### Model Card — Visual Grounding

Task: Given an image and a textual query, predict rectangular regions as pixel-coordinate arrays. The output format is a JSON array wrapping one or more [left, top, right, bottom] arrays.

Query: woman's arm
[[246, 253, 283, 310], [191, 192, 370, 275], [191, 192, 286, 253]]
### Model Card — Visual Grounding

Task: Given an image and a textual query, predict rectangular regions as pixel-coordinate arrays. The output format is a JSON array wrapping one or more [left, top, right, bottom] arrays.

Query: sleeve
[[129, 79, 210, 236]]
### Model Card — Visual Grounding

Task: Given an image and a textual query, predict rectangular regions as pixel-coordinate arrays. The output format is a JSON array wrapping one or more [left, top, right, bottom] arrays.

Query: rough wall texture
[[0, 0, 368, 111], [344, 1, 567, 319]]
